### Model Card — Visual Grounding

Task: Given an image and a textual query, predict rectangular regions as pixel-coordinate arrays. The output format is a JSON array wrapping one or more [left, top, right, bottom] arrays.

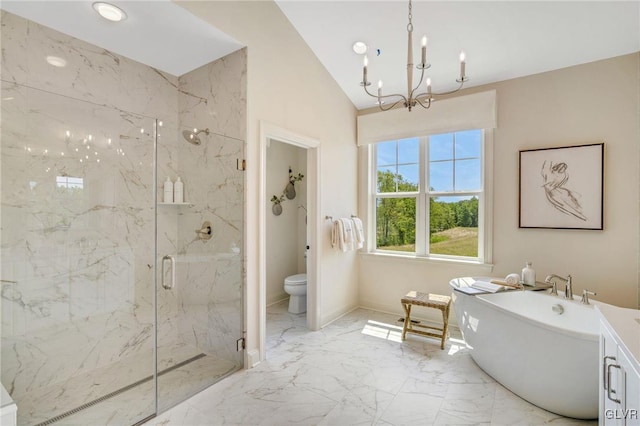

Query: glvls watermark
[[605, 408, 639, 420]]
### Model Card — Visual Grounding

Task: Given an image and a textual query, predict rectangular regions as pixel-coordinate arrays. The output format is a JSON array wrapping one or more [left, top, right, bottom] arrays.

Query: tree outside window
[[374, 130, 483, 259]]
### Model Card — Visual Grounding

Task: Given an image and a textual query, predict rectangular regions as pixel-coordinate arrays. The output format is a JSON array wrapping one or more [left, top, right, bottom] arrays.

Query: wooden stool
[[400, 291, 452, 349]]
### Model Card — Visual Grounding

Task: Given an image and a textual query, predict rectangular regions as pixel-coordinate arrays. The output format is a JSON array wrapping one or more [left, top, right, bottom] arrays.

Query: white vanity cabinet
[[598, 305, 640, 426]]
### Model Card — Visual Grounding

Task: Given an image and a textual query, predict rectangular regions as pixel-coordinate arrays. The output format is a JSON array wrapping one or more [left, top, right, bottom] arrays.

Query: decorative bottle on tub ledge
[[522, 261, 536, 286]]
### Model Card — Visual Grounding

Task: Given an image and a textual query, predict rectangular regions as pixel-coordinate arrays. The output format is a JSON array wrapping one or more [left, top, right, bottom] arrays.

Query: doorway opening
[[259, 122, 320, 362]]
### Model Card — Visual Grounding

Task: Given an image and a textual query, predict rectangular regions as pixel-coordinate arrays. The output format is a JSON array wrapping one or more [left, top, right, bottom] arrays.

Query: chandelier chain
[[407, 0, 413, 32]]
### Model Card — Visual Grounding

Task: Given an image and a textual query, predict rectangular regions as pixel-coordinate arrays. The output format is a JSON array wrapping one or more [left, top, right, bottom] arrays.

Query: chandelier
[[360, 0, 468, 111]]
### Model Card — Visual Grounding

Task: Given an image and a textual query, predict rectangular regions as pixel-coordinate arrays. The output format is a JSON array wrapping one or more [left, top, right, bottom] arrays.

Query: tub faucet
[[545, 274, 573, 299]]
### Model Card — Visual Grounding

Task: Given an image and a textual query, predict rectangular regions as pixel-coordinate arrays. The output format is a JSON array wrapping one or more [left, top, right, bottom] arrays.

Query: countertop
[[596, 302, 640, 369]]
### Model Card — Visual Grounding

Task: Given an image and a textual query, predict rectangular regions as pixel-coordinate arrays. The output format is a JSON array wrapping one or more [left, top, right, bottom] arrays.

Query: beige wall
[[178, 1, 638, 351], [359, 53, 640, 323], [177, 1, 359, 358]]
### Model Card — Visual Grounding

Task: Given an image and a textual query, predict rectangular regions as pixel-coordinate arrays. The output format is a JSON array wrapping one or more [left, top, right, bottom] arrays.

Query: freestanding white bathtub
[[450, 277, 599, 419]]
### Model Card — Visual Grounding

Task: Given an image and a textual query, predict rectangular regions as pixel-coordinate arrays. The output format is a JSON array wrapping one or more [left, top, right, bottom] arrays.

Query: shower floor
[[16, 343, 239, 426]]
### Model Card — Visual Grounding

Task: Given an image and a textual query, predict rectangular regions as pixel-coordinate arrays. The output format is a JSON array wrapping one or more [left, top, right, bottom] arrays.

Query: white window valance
[[356, 90, 497, 146]]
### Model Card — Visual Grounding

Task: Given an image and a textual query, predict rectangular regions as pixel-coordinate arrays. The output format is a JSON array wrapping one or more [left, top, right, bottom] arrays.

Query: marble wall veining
[[0, 11, 178, 120], [1, 73, 160, 405], [169, 48, 246, 372], [1, 10, 246, 423]]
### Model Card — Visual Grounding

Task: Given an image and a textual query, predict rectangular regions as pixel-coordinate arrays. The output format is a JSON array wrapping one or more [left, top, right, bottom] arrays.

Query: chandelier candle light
[[360, 0, 468, 111]]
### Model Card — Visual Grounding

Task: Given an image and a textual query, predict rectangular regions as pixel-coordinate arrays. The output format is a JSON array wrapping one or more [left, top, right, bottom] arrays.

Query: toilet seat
[[285, 273, 307, 285]]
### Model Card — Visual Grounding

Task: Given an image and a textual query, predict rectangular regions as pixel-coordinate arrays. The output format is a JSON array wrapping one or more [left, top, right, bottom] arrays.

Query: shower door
[[156, 131, 245, 413], [0, 81, 157, 425]]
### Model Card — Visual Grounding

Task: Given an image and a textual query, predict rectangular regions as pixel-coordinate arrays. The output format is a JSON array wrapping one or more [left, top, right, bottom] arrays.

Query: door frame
[[259, 121, 321, 361]]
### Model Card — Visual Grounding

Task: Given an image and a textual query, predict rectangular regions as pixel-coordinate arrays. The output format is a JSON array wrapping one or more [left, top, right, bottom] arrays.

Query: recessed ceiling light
[[46, 55, 67, 67], [353, 42, 367, 55], [92, 2, 127, 22]]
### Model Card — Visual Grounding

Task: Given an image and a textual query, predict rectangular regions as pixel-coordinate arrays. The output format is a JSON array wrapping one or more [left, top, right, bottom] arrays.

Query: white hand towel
[[331, 220, 340, 249], [340, 218, 354, 243], [339, 218, 355, 251], [331, 219, 348, 252], [351, 217, 365, 249]]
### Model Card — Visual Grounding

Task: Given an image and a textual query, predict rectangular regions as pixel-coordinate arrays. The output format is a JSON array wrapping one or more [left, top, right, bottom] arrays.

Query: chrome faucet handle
[[581, 289, 596, 305], [564, 274, 573, 300]]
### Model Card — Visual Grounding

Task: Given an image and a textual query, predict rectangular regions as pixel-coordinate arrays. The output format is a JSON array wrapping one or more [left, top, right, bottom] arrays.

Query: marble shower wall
[[0, 11, 177, 403], [169, 49, 247, 365], [0, 83, 160, 424], [0, 10, 246, 412]]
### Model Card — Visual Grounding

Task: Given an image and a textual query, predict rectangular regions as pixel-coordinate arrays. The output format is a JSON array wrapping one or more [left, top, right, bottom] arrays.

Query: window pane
[[454, 130, 482, 159], [377, 141, 396, 167], [376, 197, 416, 253], [397, 164, 419, 190], [377, 167, 397, 192], [429, 133, 453, 161], [429, 160, 453, 192], [455, 159, 481, 191], [377, 138, 419, 193], [398, 137, 419, 164], [429, 195, 478, 257]]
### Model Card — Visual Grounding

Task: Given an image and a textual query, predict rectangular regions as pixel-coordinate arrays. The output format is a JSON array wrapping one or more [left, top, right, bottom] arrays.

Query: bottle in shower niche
[[163, 177, 173, 203], [174, 177, 184, 203], [521, 261, 536, 286]]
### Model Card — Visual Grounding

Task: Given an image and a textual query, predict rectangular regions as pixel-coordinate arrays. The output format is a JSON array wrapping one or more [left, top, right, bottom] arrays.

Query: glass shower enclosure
[[0, 80, 244, 425]]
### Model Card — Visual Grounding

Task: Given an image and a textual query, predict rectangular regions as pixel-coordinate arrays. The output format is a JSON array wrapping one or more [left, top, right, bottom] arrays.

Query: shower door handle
[[162, 255, 176, 290]]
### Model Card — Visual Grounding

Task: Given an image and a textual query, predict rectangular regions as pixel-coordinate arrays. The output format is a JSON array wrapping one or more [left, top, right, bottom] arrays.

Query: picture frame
[[519, 143, 604, 230]]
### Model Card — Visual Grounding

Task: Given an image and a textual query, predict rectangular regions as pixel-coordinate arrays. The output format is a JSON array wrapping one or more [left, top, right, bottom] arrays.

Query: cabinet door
[[618, 349, 640, 426], [601, 323, 623, 425]]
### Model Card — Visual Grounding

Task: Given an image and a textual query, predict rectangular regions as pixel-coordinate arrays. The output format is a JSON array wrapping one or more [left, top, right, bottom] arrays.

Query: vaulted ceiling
[[2, 1, 638, 111]]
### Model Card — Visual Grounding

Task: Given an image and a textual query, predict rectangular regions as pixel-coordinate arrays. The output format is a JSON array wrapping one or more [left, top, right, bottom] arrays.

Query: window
[[56, 176, 84, 190], [373, 129, 489, 261], [376, 138, 419, 252]]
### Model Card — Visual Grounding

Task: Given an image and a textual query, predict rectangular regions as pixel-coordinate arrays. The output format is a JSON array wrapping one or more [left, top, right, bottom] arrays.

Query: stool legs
[[440, 304, 450, 350], [400, 299, 452, 350], [401, 302, 411, 340]]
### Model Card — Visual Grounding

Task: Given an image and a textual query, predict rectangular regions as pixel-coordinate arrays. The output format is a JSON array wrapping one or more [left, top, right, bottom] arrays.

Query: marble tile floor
[[147, 300, 597, 426], [16, 343, 238, 426]]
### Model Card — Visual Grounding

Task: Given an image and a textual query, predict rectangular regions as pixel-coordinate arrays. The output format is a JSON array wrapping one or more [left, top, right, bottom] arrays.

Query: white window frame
[[370, 129, 493, 264]]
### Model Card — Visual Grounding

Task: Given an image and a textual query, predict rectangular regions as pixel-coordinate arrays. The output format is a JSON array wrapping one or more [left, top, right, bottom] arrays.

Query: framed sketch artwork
[[519, 143, 604, 230]]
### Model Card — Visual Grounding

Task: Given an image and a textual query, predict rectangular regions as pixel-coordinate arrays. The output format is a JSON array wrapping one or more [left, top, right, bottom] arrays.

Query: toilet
[[284, 273, 307, 314]]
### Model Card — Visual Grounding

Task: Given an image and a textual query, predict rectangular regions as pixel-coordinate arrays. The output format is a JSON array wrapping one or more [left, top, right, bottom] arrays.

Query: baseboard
[[320, 302, 361, 328], [245, 349, 260, 369], [266, 296, 289, 308], [320, 305, 360, 328]]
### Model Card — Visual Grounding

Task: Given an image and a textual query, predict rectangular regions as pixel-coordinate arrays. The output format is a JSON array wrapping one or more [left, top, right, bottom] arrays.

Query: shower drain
[[34, 352, 207, 426]]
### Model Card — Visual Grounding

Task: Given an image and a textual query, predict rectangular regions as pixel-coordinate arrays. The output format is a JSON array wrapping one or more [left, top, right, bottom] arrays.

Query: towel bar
[[326, 214, 358, 221]]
